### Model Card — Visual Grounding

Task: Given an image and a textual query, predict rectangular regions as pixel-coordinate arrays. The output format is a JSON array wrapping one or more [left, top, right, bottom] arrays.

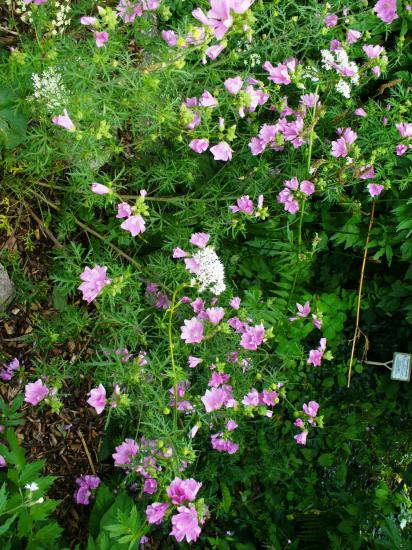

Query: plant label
[[391, 353, 412, 382]]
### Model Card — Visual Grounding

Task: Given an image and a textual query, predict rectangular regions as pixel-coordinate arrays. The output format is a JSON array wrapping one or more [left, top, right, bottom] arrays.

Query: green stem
[[286, 85, 319, 313], [168, 284, 187, 430]]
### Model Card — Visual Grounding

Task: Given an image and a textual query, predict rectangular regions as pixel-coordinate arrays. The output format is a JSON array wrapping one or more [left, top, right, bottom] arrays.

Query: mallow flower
[[52, 110, 75, 132], [78, 265, 111, 303], [87, 384, 106, 414], [210, 141, 233, 161], [24, 379, 49, 406], [170, 505, 201, 543]]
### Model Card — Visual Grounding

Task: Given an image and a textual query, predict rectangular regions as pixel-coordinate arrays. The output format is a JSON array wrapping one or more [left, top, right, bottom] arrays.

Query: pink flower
[[362, 44, 384, 58], [161, 30, 177, 46], [143, 478, 158, 495], [230, 296, 241, 309], [261, 389, 278, 406], [184, 258, 200, 274], [312, 314, 322, 330], [94, 31, 109, 48], [367, 184, 384, 197], [190, 232, 210, 248], [359, 165, 375, 179], [173, 247, 188, 258], [80, 16, 97, 26], [199, 90, 218, 107], [116, 0, 142, 22], [300, 180, 315, 196], [170, 505, 201, 543], [201, 388, 228, 412], [303, 401, 319, 418], [294, 418, 304, 429], [296, 301, 310, 318], [24, 379, 49, 406], [187, 111, 201, 130], [230, 195, 254, 214], [206, 307, 225, 324], [396, 122, 412, 138], [112, 438, 139, 466], [373, 0, 398, 24], [91, 183, 110, 195], [331, 137, 348, 158], [209, 372, 230, 387], [205, 43, 226, 60], [396, 144, 407, 156], [120, 215, 146, 236], [146, 502, 169, 525], [52, 110, 75, 132], [211, 433, 239, 454], [78, 265, 111, 304], [116, 202, 133, 218], [249, 137, 266, 155], [192, 7, 211, 25], [74, 475, 101, 505], [240, 324, 265, 350], [201, 0, 248, 40], [180, 317, 204, 344], [0, 456, 6, 468], [0, 358, 20, 382], [346, 29, 362, 43], [242, 388, 259, 406], [300, 93, 320, 109], [210, 141, 233, 161], [307, 349, 323, 367], [189, 139, 209, 153], [226, 419, 238, 431], [263, 61, 291, 85], [191, 297, 205, 313], [224, 76, 243, 94], [330, 39, 341, 50], [294, 431, 308, 445], [87, 384, 106, 414], [342, 128, 357, 144], [188, 356, 202, 368], [323, 14, 338, 27], [167, 477, 202, 505], [354, 108, 367, 117]]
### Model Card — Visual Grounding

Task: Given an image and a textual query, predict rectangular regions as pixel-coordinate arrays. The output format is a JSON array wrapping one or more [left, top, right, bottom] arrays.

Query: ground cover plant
[[0, 0, 412, 548]]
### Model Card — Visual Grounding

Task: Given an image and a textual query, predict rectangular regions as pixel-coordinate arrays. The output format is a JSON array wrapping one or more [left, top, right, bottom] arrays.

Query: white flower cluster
[[321, 48, 359, 98], [191, 246, 226, 295], [50, 0, 72, 35], [31, 67, 68, 112], [335, 80, 351, 99], [302, 66, 320, 83]]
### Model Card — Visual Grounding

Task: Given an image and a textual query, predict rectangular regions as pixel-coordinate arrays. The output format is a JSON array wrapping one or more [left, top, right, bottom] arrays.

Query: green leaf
[[0, 514, 17, 536], [0, 484, 8, 515], [19, 460, 46, 485], [89, 483, 116, 537], [338, 520, 354, 534], [5, 429, 25, 470], [30, 499, 60, 520], [32, 521, 63, 542], [318, 453, 334, 467], [221, 482, 232, 513]]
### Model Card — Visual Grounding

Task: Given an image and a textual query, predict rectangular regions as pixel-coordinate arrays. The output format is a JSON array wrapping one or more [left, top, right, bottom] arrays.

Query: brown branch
[[77, 429, 96, 475], [347, 202, 376, 388], [26, 205, 64, 249]]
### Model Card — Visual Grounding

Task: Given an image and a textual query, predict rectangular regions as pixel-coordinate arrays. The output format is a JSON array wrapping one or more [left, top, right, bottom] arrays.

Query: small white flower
[[25, 482, 39, 492], [191, 246, 226, 295], [335, 80, 351, 98]]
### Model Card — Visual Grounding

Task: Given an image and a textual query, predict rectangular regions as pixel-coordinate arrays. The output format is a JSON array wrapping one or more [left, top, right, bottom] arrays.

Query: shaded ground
[[0, 208, 110, 548]]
